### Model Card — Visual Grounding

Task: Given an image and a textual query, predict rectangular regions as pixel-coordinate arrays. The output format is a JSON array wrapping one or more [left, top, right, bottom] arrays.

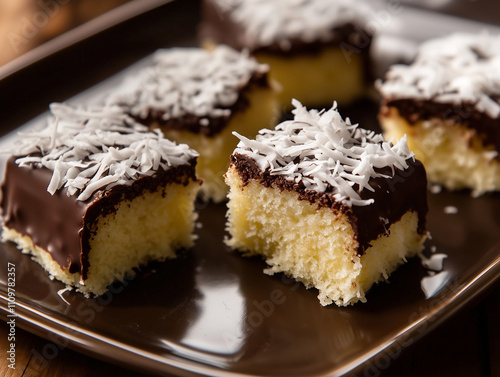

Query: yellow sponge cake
[[225, 100, 428, 306], [201, 0, 375, 109], [0, 103, 201, 296], [377, 32, 500, 196], [106, 45, 278, 202]]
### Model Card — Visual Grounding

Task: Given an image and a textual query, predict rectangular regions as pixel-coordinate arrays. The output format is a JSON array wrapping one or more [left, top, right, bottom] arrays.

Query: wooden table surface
[[0, 281, 498, 377]]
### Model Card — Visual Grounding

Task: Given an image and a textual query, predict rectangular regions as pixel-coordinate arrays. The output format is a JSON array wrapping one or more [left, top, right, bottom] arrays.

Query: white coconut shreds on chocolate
[[377, 31, 500, 118], [232, 99, 414, 207], [9, 103, 198, 201], [212, 0, 374, 51], [105, 45, 269, 124]]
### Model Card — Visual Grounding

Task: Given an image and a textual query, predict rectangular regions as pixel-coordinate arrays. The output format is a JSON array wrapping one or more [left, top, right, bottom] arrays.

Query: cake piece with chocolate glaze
[[377, 32, 500, 196], [200, 0, 374, 109], [106, 45, 278, 203], [224, 100, 428, 306], [0, 103, 201, 296]]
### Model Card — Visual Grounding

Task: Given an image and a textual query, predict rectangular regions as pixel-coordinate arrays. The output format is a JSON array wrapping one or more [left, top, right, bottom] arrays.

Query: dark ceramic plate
[[0, 1, 500, 376]]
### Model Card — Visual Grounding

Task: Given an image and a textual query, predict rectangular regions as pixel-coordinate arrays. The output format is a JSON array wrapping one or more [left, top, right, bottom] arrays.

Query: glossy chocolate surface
[[0, 157, 87, 274], [382, 99, 500, 157], [230, 152, 428, 256], [0, 157, 197, 280]]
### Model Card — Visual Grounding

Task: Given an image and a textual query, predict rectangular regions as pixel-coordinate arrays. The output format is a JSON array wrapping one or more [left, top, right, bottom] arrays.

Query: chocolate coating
[[382, 98, 500, 158], [230, 153, 428, 256], [0, 157, 198, 281], [1, 157, 87, 274]]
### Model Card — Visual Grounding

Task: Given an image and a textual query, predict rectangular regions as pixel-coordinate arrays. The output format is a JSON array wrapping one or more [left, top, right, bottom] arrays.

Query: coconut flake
[[8, 103, 198, 201], [421, 271, 449, 299], [57, 286, 73, 305], [444, 206, 458, 215], [232, 100, 415, 207], [429, 184, 442, 194], [106, 45, 268, 127], [377, 31, 500, 119], [421, 253, 447, 272]]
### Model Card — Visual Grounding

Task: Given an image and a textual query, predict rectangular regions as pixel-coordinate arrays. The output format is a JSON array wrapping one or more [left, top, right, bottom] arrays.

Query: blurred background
[[401, 0, 500, 25], [1, 0, 499, 70], [0, 0, 134, 67]]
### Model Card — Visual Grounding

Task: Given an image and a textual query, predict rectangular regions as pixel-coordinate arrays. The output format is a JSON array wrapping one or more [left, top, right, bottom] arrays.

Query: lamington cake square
[[200, 0, 374, 109], [0, 103, 201, 296], [225, 100, 428, 306], [106, 45, 278, 203], [377, 32, 500, 196]]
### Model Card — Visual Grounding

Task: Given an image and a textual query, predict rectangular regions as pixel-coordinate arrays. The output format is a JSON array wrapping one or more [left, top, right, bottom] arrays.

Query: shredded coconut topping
[[9, 103, 198, 201], [233, 99, 414, 207], [377, 32, 500, 118], [105, 45, 268, 125], [213, 0, 373, 51]]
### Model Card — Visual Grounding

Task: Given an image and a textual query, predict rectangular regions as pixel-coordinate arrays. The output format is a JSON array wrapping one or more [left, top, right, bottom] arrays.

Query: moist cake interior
[[225, 100, 428, 306]]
